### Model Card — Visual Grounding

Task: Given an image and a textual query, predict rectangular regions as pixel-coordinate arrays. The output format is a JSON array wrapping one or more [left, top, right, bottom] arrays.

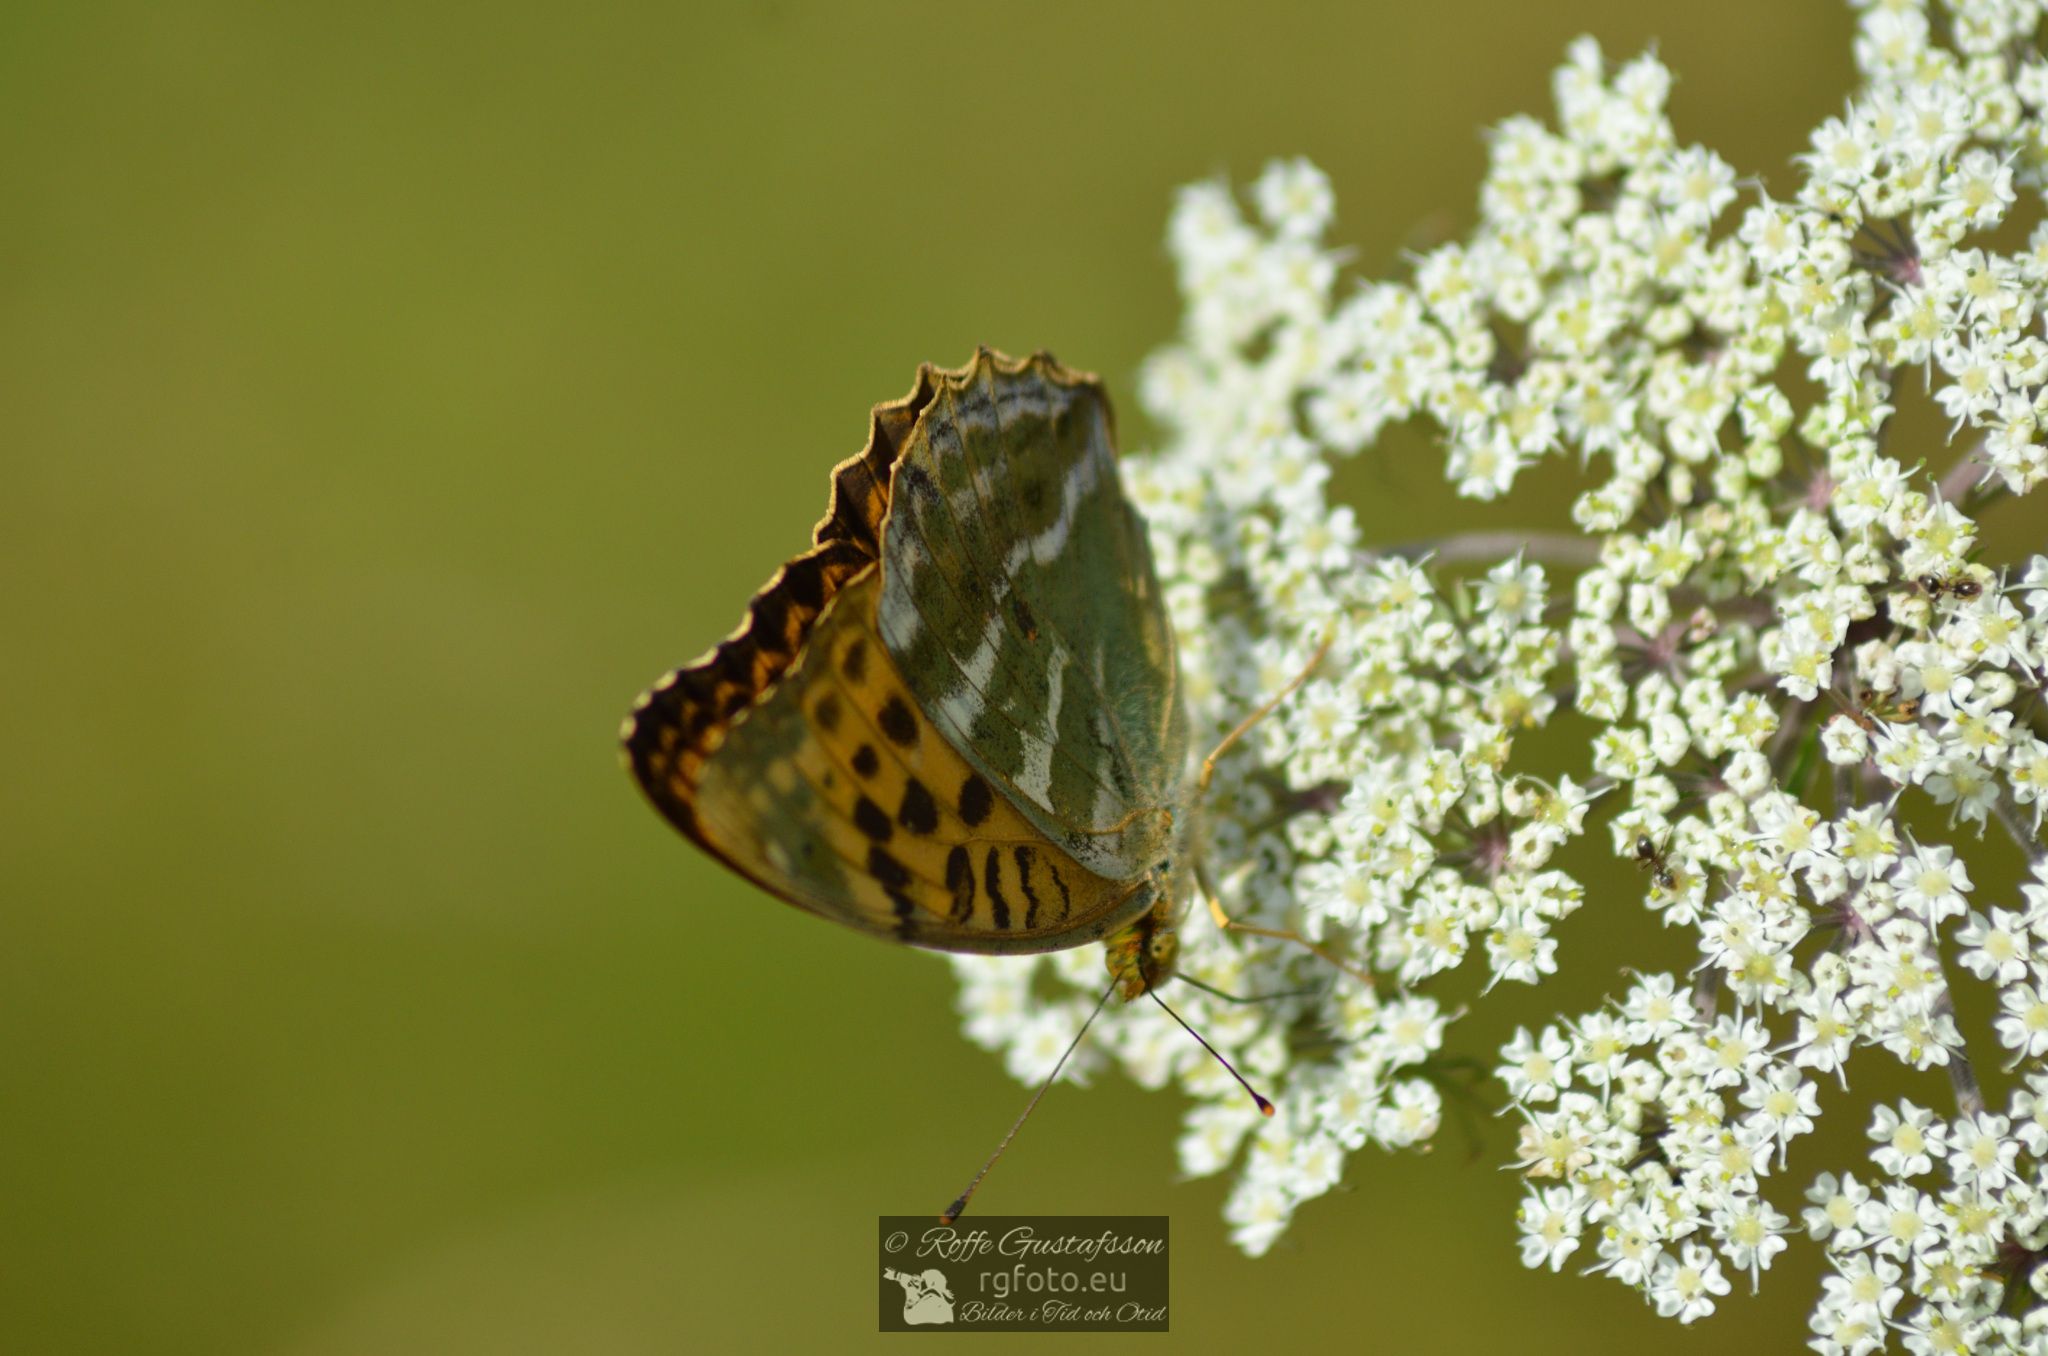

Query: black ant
[[1633, 835, 1676, 892], [1918, 573, 1984, 602]]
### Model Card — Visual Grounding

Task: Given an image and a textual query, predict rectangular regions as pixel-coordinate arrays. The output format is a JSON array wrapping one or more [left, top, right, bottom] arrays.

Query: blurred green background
[[2, 2, 1907, 1351]]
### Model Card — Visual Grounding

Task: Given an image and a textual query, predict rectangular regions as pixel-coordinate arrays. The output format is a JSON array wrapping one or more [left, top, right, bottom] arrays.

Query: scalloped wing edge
[[620, 347, 1100, 871]]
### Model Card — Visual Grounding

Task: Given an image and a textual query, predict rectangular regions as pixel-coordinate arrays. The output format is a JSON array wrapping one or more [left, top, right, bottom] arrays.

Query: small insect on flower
[[1916, 571, 1984, 602], [1632, 834, 1677, 893]]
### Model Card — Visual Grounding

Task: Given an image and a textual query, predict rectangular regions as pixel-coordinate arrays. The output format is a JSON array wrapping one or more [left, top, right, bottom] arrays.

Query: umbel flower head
[[952, 0, 2048, 1343]]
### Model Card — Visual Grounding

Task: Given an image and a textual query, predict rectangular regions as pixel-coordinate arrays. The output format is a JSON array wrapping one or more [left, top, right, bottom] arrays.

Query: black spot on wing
[[842, 636, 868, 683], [958, 773, 993, 828], [749, 588, 791, 653], [887, 889, 918, 940], [945, 845, 975, 922], [782, 555, 827, 610], [899, 777, 939, 834], [853, 796, 893, 843], [878, 695, 918, 747], [1014, 846, 1042, 929], [814, 692, 842, 732], [1048, 862, 1073, 921], [983, 847, 1010, 931], [853, 744, 880, 779], [869, 845, 912, 892]]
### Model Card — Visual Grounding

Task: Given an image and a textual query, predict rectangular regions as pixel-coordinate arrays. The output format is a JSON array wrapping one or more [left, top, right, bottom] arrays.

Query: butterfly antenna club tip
[[1144, 985, 1274, 1117]]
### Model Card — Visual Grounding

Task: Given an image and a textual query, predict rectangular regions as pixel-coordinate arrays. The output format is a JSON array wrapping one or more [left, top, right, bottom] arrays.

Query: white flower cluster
[[951, 0, 2048, 1343]]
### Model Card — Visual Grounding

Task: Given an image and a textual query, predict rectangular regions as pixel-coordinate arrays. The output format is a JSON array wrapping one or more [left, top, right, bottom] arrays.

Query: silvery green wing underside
[[875, 349, 1188, 881]]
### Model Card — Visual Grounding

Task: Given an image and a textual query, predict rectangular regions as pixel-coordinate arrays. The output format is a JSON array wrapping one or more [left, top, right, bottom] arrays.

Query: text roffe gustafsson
[[877, 1216, 1169, 1332]]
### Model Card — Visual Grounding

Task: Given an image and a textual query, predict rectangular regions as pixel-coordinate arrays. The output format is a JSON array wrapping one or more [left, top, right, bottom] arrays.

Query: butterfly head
[[1103, 880, 1179, 1001]]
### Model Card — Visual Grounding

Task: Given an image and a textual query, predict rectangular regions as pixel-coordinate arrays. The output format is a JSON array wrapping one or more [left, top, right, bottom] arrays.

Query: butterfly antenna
[[1198, 630, 1334, 794], [941, 975, 1120, 1225], [1144, 985, 1274, 1117]]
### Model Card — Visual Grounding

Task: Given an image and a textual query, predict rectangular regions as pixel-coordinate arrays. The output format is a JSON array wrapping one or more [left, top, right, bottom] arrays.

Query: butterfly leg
[[1196, 630, 1335, 794], [1172, 971, 1327, 1006], [1197, 866, 1378, 992], [1187, 632, 1383, 992]]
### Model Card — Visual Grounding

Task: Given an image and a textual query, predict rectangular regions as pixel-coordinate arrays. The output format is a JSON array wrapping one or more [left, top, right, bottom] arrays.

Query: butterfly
[[621, 348, 1194, 1000]]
